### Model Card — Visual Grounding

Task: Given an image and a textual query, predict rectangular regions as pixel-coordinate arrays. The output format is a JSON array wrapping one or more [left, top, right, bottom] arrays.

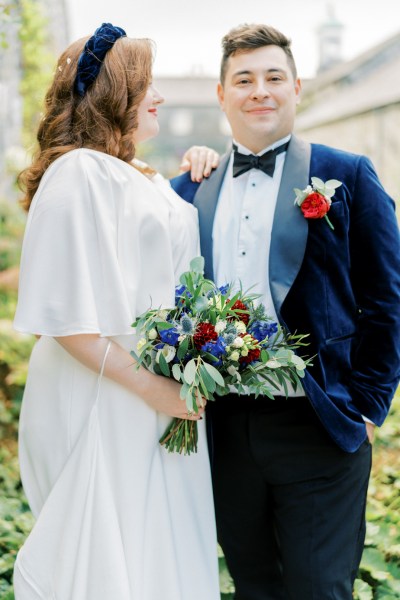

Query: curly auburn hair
[[19, 35, 154, 210]]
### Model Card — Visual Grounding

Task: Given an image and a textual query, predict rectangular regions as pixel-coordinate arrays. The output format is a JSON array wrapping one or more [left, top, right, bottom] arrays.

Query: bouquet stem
[[159, 418, 198, 455]]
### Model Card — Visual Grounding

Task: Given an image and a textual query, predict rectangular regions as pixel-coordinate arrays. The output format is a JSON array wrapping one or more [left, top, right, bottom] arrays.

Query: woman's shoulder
[[42, 148, 149, 183]]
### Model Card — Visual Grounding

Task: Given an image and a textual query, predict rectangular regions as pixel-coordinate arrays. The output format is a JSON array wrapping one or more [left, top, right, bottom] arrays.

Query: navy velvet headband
[[74, 23, 126, 97]]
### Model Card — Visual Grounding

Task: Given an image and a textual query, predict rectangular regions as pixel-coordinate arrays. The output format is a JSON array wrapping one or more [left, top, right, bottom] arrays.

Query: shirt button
[[244, 215, 249, 220], [251, 182, 256, 187], [241, 251, 246, 256]]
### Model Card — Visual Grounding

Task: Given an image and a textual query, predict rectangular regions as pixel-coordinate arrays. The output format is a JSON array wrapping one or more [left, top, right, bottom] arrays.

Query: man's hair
[[220, 23, 297, 85], [19, 35, 154, 210]]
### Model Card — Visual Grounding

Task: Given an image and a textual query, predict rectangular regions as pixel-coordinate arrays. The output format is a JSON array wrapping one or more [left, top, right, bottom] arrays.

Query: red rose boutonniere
[[294, 177, 342, 231]]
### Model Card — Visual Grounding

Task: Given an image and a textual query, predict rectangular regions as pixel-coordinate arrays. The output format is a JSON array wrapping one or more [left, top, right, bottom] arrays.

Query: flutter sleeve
[[14, 151, 136, 337]]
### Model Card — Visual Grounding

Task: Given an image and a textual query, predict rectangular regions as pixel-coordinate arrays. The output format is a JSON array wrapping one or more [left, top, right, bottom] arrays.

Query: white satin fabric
[[13, 149, 220, 600]]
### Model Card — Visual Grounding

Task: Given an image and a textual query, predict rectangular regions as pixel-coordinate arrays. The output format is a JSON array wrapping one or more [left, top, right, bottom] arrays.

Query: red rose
[[228, 300, 250, 325], [193, 322, 218, 349], [300, 192, 331, 219]]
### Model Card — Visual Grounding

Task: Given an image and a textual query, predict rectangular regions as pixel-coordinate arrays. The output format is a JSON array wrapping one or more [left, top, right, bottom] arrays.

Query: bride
[[13, 22, 220, 600]]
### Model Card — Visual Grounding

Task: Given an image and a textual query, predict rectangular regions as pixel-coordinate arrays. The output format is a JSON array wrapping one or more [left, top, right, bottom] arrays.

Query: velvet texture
[[74, 23, 126, 97], [170, 141, 400, 452]]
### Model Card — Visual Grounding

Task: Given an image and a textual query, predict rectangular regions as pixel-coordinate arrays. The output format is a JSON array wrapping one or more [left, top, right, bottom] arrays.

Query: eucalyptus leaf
[[172, 363, 182, 382], [203, 362, 225, 387], [190, 256, 205, 273], [290, 354, 306, 369], [180, 382, 189, 401], [194, 295, 209, 312], [185, 388, 194, 413], [158, 352, 170, 377], [199, 364, 217, 393], [177, 336, 189, 360], [183, 359, 197, 385], [157, 322, 175, 331]]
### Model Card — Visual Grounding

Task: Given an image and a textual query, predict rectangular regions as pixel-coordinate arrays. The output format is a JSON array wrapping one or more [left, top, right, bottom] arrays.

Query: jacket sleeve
[[348, 155, 400, 425], [170, 172, 200, 203]]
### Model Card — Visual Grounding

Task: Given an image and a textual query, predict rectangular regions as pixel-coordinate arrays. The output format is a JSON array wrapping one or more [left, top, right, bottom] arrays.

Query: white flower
[[136, 338, 146, 352], [215, 320, 227, 334], [157, 309, 169, 320], [156, 345, 176, 364], [148, 328, 157, 340], [227, 364, 241, 381], [236, 321, 246, 334], [66, 57, 71, 64], [208, 295, 224, 310], [232, 336, 244, 348], [229, 351, 240, 362], [241, 348, 249, 357]]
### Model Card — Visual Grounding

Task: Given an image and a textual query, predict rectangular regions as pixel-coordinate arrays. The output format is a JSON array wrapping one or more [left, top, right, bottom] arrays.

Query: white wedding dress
[[13, 149, 220, 600]]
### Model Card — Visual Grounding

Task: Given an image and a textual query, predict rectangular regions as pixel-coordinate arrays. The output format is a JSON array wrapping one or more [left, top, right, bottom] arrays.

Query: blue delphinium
[[248, 320, 278, 343], [175, 284, 186, 296], [201, 337, 227, 366], [159, 327, 180, 346]]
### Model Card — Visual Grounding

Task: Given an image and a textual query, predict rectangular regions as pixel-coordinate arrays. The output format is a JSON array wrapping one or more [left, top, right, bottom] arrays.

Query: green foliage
[[0, 200, 26, 272], [0, 2, 17, 48], [18, 0, 55, 150]]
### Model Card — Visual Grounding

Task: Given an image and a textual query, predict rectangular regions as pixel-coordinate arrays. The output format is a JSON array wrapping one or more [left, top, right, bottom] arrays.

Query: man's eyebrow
[[232, 67, 286, 77]]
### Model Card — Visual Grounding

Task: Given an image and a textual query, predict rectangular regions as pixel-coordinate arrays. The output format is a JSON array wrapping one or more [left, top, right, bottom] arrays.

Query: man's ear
[[295, 78, 302, 105], [217, 82, 225, 109]]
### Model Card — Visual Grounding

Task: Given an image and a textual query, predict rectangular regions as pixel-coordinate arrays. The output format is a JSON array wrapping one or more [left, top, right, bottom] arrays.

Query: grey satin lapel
[[270, 136, 311, 319], [193, 154, 230, 280]]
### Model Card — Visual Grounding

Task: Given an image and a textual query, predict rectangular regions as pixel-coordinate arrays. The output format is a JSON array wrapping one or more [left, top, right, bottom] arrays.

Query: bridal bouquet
[[132, 257, 310, 455]]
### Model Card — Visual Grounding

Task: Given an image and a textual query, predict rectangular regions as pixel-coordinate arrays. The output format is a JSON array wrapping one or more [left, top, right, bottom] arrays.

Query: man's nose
[[251, 81, 270, 100]]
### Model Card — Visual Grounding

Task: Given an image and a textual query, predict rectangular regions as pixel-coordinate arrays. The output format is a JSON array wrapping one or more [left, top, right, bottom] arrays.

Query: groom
[[171, 24, 400, 599]]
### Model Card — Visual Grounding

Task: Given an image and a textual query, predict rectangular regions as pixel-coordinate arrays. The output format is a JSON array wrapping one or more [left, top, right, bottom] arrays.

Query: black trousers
[[208, 395, 372, 600]]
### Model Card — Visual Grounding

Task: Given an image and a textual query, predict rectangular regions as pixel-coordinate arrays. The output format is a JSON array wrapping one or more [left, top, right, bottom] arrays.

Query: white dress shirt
[[212, 135, 304, 397]]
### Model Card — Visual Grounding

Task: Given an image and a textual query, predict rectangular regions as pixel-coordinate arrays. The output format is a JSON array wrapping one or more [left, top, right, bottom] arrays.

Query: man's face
[[218, 45, 301, 153]]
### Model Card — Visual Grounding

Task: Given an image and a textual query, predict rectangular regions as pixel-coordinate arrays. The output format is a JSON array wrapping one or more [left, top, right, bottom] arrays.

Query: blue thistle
[[179, 314, 196, 335]]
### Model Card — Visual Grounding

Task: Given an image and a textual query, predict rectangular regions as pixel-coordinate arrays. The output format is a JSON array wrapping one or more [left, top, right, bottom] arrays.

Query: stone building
[[295, 31, 400, 203]]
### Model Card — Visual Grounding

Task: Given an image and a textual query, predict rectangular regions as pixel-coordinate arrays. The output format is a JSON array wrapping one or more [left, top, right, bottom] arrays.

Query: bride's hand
[[139, 369, 206, 420], [179, 146, 220, 183]]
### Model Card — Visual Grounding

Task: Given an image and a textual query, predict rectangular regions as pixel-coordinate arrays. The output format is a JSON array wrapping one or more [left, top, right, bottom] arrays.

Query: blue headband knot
[[74, 22, 126, 97]]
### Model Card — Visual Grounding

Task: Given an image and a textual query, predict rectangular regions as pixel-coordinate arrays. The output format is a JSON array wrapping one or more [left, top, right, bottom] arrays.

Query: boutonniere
[[294, 177, 342, 231]]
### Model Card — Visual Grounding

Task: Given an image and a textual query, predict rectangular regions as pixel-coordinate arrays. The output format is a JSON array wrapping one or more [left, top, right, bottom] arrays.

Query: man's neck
[[233, 134, 292, 156]]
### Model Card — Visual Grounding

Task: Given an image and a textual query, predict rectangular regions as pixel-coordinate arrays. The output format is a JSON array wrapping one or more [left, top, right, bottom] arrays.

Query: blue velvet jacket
[[171, 136, 400, 452]]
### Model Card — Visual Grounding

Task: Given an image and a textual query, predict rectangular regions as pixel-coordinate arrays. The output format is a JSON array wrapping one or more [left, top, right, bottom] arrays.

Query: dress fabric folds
[[13, 149, 220, 600]]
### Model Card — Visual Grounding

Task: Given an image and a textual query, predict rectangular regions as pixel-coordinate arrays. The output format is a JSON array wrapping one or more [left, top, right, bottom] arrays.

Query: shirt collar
[[232, 134, 292, 156]]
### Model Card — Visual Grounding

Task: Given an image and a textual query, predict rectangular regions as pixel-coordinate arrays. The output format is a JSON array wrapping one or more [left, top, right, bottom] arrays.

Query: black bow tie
[[232, 141, 289, 178]]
